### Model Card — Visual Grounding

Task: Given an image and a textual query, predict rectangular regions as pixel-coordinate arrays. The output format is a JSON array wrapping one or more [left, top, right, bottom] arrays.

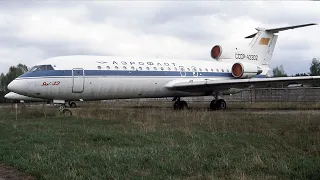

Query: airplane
[[7, 23, 320, 112]]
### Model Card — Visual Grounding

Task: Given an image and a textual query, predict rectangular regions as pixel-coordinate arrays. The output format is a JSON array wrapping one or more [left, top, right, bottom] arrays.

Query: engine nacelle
[[210, 45, 233, 60], [231, 62, 263, 79]]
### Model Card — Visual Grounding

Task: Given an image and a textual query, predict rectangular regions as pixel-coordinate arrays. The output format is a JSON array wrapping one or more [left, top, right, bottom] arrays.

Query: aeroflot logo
[[96, 61, 177, 67]]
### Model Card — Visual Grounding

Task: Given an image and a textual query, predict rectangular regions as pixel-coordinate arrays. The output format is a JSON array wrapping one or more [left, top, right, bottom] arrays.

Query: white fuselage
[[8, 55, 269, 101]]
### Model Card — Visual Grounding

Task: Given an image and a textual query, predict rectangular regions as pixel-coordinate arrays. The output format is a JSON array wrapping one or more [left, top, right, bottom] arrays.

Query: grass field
[[0, 102, 320, 179]]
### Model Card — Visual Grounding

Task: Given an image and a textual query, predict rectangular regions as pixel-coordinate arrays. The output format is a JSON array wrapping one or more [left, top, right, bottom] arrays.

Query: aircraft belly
[[83, 77, 174, 100], [79, 77, 202, 100]]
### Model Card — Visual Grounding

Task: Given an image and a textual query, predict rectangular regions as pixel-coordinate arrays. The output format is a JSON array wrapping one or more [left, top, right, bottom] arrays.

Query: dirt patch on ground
[[0, 164, 35, 180]]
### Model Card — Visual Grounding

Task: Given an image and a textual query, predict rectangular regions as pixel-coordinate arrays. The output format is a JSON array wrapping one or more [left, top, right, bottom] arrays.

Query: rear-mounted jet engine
[[231, 62, 262, 78]]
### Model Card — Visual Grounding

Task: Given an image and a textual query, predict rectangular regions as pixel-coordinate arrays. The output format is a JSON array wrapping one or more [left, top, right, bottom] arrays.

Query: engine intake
[[211, 45, 222, 59], [231, 62, 262, 78], [210, 45, 233, 60]]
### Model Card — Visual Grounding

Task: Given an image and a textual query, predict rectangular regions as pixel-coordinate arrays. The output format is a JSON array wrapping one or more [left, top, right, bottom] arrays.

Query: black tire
[[173, 101, 180, 110], [62, 109, 72, 116], [210, 100, 217, 110], [173, 101, 188, 110], [69, 102, 77, 108], [180, 101, 188, 110], [216, 99, 227, 110]]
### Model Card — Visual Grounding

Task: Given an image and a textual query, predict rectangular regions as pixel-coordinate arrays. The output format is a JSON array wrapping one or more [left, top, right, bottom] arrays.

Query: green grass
[[0, 104, 319, 179]]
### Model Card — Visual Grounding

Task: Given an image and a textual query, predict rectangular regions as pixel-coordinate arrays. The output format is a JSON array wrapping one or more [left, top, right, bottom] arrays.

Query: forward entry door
[[72, 68, 84, 93]]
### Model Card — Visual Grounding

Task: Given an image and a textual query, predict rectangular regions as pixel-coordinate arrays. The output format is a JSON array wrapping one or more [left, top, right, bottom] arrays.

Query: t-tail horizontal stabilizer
[[245, 23, 317, 38]]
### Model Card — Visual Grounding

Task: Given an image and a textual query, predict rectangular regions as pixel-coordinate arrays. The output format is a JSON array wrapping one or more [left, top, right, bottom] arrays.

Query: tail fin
[[245, 23, 317, 65]]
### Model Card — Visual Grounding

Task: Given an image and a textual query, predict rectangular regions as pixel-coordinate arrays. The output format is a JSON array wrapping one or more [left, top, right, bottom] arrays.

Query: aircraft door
[[72, 68, 85, 93]]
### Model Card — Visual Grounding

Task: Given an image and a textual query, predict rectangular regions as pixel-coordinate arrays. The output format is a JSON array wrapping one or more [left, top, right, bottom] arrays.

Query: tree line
[[0, 64, 28, 103], [273, 58, 320, 77], [272, 58, 320, 87], [0, 58, 320, 102]]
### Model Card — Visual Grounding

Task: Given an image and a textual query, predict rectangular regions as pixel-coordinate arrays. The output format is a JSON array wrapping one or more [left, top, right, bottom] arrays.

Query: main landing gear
[[172, 97, 188, 110], [209, 93, 227, 111], [172, 94, 227, 111], [210, 99, 227, 110]]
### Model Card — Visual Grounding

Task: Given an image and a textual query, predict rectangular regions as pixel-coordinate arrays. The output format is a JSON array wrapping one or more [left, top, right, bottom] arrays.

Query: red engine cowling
[[210, 45, 233, 60], [231, 62, 262, 79]]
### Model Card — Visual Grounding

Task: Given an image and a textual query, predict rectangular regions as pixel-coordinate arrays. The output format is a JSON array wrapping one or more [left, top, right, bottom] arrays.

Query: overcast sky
[[0, 1, 319, 75]]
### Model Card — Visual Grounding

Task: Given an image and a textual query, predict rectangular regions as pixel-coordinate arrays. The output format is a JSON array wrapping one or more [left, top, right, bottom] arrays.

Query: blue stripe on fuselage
[[18, 70, 267, 78]]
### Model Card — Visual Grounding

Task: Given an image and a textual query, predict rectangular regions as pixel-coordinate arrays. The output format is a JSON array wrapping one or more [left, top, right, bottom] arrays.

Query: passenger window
[[168, 67, 171, 71], [187, 68, 190, 71], [161, 67, 164, 71], [106, 66, 110, 70], [205, 68, 208, 72], [115, 66, 118, 70], [199, 68, 202, 72], [174, 67, 177, 71], [154, 67, 157, 70], [227, 69, 229, 72], [211, 69, 214, 72], [131, 66, 135, 70], [221, 69, 224, 72], [97, 66, 101, 70], [123, 66, 127, 70], [139, 67, 142, 71], [216, 69, 219, 72], [146, 67, 150, 70]]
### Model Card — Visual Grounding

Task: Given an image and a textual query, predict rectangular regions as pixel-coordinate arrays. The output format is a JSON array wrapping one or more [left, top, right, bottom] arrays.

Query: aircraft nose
[[4, 92, 11, 99], [8, 80, 18, 92], [4, 92, 15, 99]]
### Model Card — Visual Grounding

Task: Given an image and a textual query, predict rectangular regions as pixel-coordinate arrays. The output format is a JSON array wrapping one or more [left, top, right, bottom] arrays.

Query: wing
[[165, 76, 320, 92]]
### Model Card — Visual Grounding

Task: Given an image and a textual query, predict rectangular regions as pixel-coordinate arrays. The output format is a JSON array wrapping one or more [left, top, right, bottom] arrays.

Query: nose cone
[[4, 92, 16, 99], [8, 79, 19, 91], [4, 92, 11, 99]]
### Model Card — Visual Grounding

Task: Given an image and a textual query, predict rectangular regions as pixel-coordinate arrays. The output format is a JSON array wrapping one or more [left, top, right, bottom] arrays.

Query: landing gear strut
[[58, 104, 73, 116], [173, 97, 188, 110], [210, 93, 227, 111]]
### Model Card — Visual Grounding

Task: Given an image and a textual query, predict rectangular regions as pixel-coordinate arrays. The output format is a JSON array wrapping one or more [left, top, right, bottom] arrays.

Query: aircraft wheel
[[62, 109, 72, 116], [173, 101, 188, 110], [69, 102, 77, 108], [216, 99, 227, 110], [210, 100, 217, 110], [210, 99, 227, 110], [59, 104, 66, 110]]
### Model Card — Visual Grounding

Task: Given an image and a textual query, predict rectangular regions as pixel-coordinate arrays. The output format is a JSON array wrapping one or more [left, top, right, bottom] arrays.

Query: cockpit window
[[29, 65, 54, 72]]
